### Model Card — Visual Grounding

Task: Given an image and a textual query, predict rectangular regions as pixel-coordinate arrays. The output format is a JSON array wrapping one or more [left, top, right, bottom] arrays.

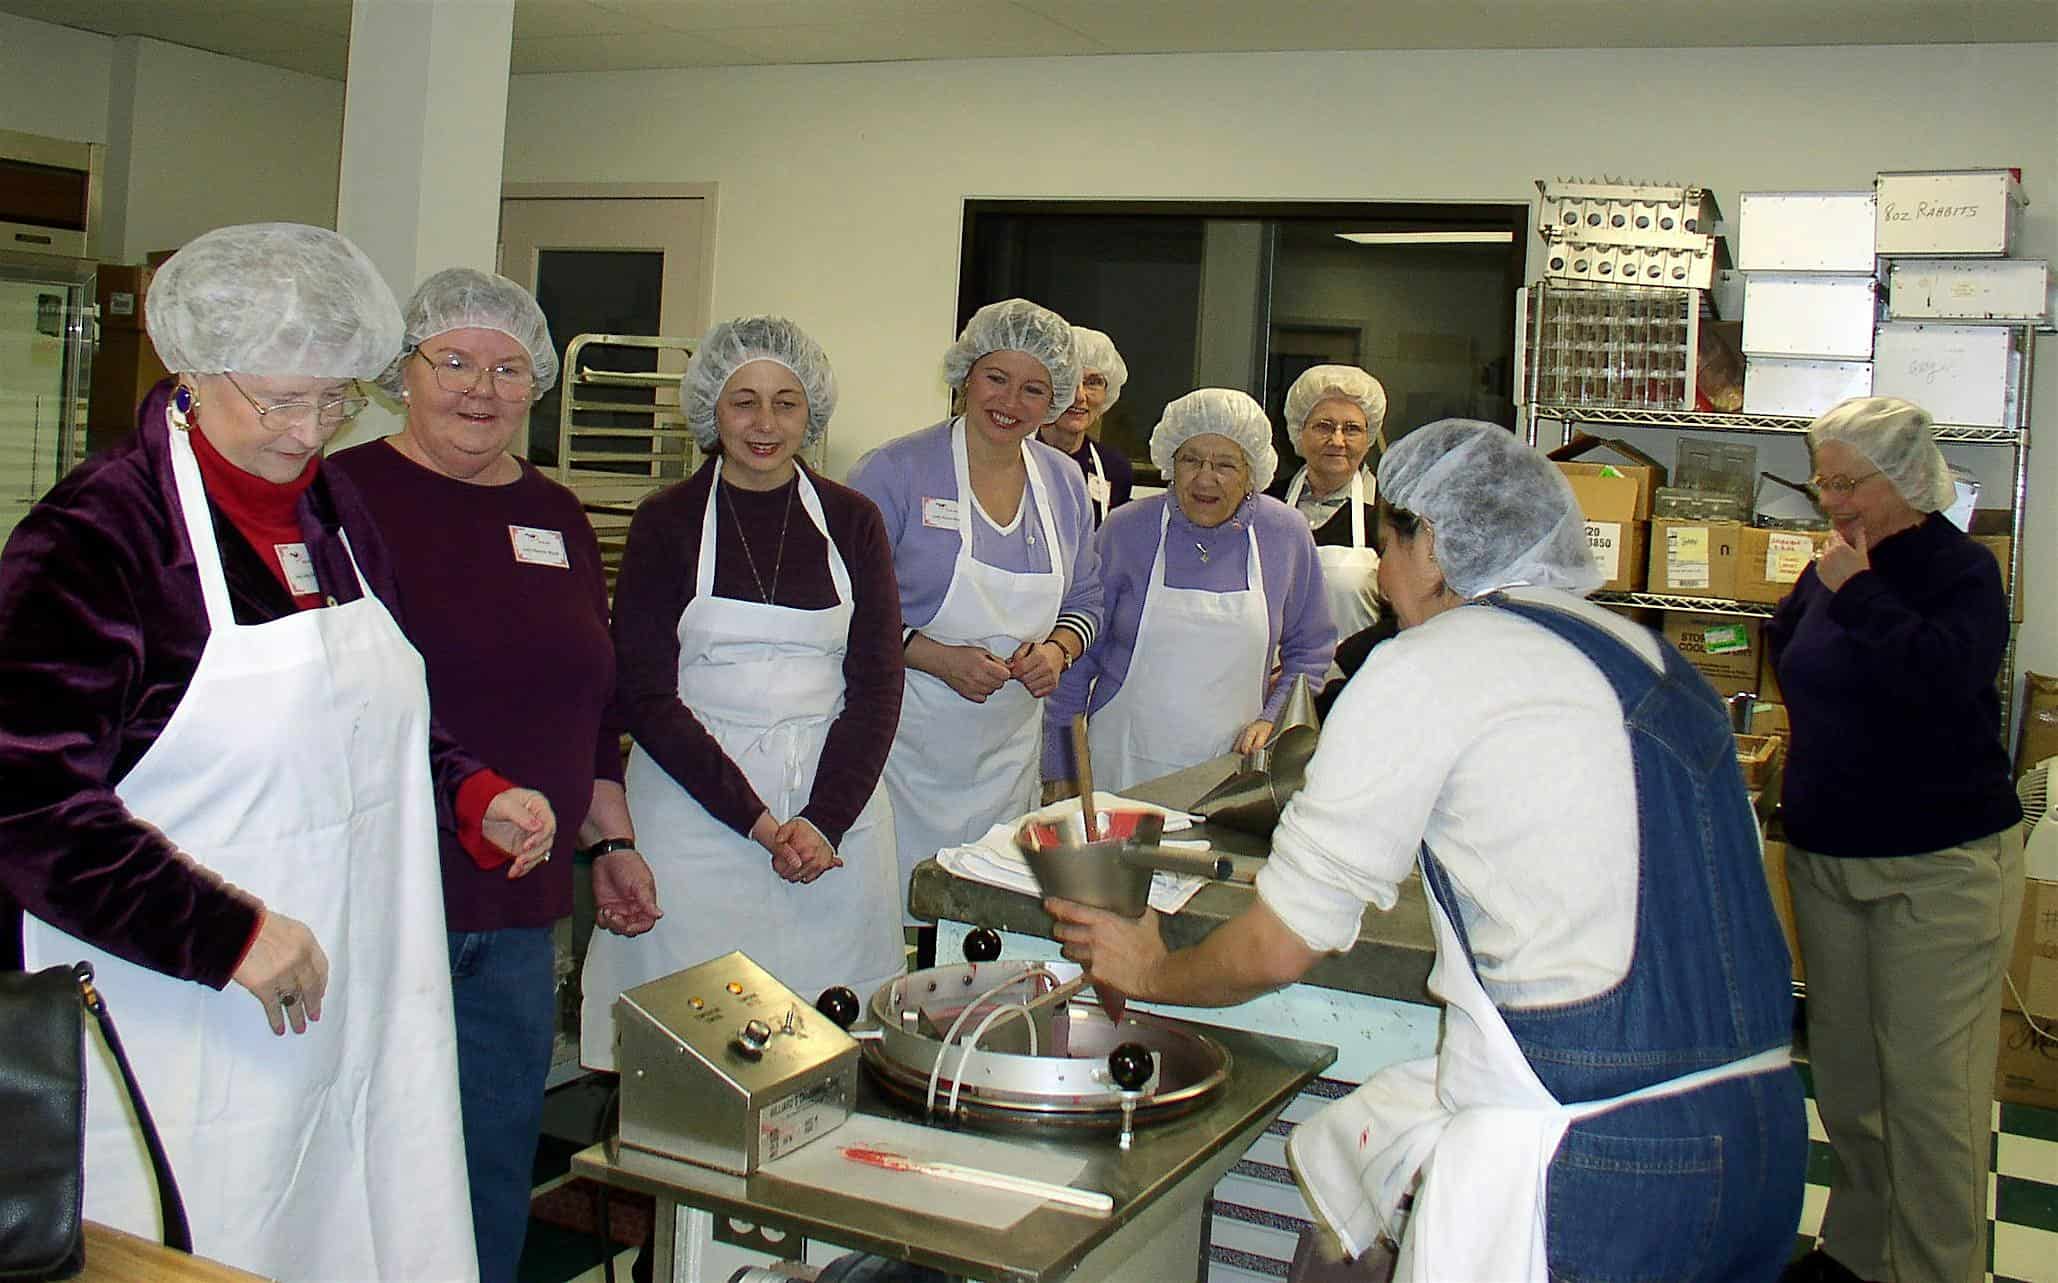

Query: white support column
[[335, 0, 513, 297]]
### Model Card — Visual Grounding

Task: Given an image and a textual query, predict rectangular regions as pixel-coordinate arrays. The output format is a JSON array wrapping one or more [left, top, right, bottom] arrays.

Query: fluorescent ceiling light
[[1334, 231, 1516, 245]]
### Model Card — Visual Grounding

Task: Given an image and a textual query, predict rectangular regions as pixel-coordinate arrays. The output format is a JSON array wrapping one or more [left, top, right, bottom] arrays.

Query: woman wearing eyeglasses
[[0, 225, 556, 1281], [1766, 397, 2023, 1283], [1268, 366, 1391, 646], [330, 266, 657, 1283], [1045, 389, 1334, 795]]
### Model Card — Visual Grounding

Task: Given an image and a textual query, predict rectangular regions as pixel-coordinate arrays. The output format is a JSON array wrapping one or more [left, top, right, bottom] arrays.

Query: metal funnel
[[1275, 673, 1321, 738], [1192, 723, 1321, 838]]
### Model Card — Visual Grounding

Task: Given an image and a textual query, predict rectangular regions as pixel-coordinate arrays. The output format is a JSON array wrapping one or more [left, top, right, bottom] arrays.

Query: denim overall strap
[[1420, 595, 1794, 1103]]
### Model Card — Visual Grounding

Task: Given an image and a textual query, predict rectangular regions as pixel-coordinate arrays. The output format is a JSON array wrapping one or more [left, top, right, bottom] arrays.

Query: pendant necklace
[[1195, 540, 1210, 565], [725, 479, 795, 604]]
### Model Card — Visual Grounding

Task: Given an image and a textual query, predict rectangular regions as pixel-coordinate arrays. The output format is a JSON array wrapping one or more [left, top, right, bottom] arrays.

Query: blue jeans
[[448, 927, 557, 1283]]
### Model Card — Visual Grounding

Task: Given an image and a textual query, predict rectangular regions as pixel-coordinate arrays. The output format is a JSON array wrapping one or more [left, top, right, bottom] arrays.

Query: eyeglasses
[[1305, 418, 1368, 441], [1173, 451, 1247, 478], [223, 373, 369, 432], [1808, 471, 1882, 496], [414, 348, 538, 401]]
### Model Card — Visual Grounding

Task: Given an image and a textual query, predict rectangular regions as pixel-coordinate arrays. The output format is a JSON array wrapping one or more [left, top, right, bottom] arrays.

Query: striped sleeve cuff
[[1054, 612, 1096, 649]]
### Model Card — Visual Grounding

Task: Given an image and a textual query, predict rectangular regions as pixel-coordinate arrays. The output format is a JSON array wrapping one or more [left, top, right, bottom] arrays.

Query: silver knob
[[735, 1018, 773, 1058]]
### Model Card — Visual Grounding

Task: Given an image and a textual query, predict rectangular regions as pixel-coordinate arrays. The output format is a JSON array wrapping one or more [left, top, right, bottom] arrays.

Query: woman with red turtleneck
[[0, 223, 554, 1282]]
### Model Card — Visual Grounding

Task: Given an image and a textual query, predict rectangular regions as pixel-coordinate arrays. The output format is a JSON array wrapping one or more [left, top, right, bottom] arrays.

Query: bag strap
[[73, 963, 191, 1254]]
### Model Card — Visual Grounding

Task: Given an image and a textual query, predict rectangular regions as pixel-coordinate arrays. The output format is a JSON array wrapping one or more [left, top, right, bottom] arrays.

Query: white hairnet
[[681, 315, 837, 450], [942, 299, 1079, 425], [388, 267, 558, 398], [1377, 419, 1601, 599], [146, 222, 402, 380], [1285, 365, 1388, 457], [1071, 326, 1129, 410], [1148, 388, 1280, 493], [1806, 396, 1955, 512]]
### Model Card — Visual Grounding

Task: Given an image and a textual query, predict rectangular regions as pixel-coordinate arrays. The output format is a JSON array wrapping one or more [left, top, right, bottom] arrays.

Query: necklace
[[724, 479, 795, 604], [1194, 541, 1210, 565]]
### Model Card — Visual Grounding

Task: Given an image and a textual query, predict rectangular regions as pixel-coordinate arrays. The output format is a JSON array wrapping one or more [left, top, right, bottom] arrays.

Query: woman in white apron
[[0, 224, 556, 1282], [1269, 365, 1389, 645], [1035, 326, 1135, 527], [1044, 389, 1334, 795], [1045, 421, 1805, 1281], [848, 300, 1103, 924], [584, 318, 906, 1070]]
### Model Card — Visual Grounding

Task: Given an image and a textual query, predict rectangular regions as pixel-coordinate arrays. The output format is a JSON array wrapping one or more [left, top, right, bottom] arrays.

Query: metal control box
[[615, 951, 858, 1176], [1887, 259, 2050, 324], [1743, 357, 1874, 417], [1872, 323, 2024, 427], [1740, 274, 1880, 359], [1736, 191, 1877, 273], [1875, 169, 2026, 257]]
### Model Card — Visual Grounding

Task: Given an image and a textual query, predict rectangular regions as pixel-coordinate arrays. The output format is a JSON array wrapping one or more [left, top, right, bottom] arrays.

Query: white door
[[0, 265, 92, 548]]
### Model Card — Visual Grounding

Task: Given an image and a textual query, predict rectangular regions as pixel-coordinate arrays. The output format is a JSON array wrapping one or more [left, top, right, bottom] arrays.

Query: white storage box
[[1875, 169, 2026, 257], [1737, 191, 1877, 272], [1872, 323, 2021, 426], [1741, 275, 1879, 359], [1744, 358, 1874, 417], [1887, 259, 2050, 323]]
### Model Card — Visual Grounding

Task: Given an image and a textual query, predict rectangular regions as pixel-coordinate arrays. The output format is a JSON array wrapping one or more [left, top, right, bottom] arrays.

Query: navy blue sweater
[[1765, 513, 2020, 858]]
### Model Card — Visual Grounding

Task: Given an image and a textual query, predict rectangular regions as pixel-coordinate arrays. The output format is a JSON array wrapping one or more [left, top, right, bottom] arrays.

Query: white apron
[[882, 420, 1067, 922], [22, 424, 475, 1282], [1285, 864, 1790, 1281], [580, 463, 904, 1070], [1087, 504, 1267, 794], [1083, 441, 1112, 525], [1285, 467, 1381, 642]]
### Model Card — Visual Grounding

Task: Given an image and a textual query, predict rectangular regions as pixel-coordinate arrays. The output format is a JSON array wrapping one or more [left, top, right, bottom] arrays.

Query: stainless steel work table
[[570, 1018, 1336, 1282]]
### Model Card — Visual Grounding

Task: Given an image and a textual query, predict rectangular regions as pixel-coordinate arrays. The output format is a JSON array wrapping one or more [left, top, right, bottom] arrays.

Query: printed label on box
[[1584, 520, 1622, 581], [1765, 532, 1816, 584], [1702, 623, 1751, 655], [1668, 526, 1711, 590]]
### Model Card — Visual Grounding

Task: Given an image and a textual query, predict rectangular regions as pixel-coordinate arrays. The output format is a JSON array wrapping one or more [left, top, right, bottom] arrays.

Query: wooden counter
[[80, 1224, 268, 1282]]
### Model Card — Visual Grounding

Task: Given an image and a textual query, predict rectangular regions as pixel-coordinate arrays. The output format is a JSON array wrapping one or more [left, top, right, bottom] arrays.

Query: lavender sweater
[[1042, 492, 1336, 779], [848, 419, 1103, 649]]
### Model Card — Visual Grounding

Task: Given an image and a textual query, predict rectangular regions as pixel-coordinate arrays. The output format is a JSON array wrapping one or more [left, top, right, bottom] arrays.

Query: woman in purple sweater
[[330, 267, 656, 1283], [583, 316, 907, 1059], [1045, 389, 1335, 794]]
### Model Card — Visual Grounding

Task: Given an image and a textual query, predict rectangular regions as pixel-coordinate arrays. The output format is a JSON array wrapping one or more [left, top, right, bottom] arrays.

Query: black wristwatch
[[584, 837, 638, 859]]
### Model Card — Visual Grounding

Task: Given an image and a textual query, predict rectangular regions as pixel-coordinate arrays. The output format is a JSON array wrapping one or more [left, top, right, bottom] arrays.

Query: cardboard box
[[2018, 673, 2058, 774], [1663, 611, 1761, 694], [95, 264, 155, 333], [1760, 839, 1804, 983], [1648, 520, 1743, 598], [2003, 878, 2058, 1020], [1995, 1009, 2058, 1110], [1557, 465, 1647, 592], [1748, 701, 1789, 741], [1735, 526, 1830, 605], [87, 329, 170, 454], [1759, 647, 1785, 705], [1548, 436, 1667, 517]]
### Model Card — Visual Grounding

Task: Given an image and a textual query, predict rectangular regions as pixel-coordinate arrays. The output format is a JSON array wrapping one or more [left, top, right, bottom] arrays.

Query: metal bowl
[[1014, 808, 1159, 917]]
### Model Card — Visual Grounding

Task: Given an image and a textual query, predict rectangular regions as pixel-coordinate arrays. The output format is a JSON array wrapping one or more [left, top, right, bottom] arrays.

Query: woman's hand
[[773, 817, 843, 884], [1045, 899, 1166, 999], [1008, 639, 1068, 698], [1817, 526, 1870, 592], [925, 640, 1013, 703], [232, 911, 330, 1036], [486, 787, 557, 878], [592, 848, 663, 937], [1233, 719, 1275, 756]]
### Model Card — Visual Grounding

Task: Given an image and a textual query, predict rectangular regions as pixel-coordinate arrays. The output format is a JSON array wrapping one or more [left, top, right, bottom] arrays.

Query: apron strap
[[165, 423, 248, 631]]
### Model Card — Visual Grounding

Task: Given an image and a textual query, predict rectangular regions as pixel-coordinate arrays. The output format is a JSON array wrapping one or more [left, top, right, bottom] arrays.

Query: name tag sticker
[[275, 542, 318, 595], [1087, 475, 1112, 506], [509, 525, 570, 568], [921, 497, 962, 530]]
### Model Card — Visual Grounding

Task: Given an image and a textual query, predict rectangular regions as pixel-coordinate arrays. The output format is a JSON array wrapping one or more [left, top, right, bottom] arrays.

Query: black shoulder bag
[[0, 962, 190, 1281]]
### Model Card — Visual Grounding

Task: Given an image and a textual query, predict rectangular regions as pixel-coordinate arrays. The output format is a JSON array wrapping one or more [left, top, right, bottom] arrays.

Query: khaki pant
[[1788, 827, 2026, 1283]]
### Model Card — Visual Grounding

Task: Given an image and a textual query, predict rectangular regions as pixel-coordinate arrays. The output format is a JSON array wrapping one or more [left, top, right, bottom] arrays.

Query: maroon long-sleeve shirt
[[611, 460, 903, 845]]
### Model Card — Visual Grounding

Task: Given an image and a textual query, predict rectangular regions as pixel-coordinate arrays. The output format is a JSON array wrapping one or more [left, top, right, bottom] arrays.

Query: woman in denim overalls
[[1049, 420, 1806, 1281]]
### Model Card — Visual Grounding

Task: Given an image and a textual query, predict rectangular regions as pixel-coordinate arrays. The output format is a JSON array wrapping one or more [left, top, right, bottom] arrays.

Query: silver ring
[[278, 991, 300, 1009]]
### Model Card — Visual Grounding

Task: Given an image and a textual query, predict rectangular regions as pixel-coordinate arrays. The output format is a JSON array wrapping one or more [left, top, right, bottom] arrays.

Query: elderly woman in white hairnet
[[0, 224, 559, 1281], [1037, 325, 1135, 526], [331, 265, 653, 1283], [1766, 397, 2021, 1283], [589, 315, 906, 1059], [1267, 365, 1390, 640], [1044, 389, 1334, 794], [850, 299, 1102, 919], [1050, 419, 1804, 1282]]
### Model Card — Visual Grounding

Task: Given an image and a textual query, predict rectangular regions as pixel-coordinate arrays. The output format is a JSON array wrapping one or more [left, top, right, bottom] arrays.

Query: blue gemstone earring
[[169, 384, 195, 429]]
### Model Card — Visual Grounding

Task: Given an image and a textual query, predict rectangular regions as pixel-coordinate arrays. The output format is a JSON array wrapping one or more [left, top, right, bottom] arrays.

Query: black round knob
[[815, 986, 861, 1030], [962, 927, 1003, 963], [1108, 1042, 1153, 1092]]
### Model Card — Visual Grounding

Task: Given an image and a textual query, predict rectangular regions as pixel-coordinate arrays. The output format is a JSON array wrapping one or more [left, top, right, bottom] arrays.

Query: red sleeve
[[455, 768, 519, 869]]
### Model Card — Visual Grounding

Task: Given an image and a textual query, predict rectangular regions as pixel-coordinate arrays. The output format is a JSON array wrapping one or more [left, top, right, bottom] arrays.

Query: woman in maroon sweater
[[581, 316, 906, 1068], [330, 267, 659, 1283]]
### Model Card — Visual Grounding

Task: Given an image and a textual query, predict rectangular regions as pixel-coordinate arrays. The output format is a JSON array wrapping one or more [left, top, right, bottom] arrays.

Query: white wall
[[504, 41, 2058, 678], [108, 37, 345, 262], [0, 12, 112, 144]]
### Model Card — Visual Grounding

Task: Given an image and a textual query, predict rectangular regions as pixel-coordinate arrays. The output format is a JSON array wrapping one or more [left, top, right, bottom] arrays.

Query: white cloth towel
[[936, 792, 1211, 914]]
